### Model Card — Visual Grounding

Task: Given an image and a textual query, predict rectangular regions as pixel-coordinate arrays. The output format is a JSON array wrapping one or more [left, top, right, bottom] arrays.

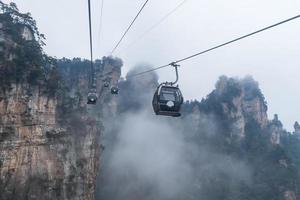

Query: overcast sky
[[3, 0, 300, 130]]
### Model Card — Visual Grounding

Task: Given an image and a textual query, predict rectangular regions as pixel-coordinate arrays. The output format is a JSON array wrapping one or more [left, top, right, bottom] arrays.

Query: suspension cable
[[118, 0, 188, 55], [97, 0, 104, 54], [88, 0, 96, 89], [127, 14, 300, 78], [111, 0, 150, 54]]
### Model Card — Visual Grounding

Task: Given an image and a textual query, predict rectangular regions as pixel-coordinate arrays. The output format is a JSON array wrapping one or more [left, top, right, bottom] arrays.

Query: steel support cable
[[127, 14, 300, 78], [97, 0, 104, 54], [88, 0, 96, 89], [118, 0, 188, 55], [111, 0, 150, 54]]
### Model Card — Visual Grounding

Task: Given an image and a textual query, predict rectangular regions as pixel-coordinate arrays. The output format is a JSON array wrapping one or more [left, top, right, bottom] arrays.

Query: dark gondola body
[[111, 86, 119, 95], [87, 90, 98, 104], [152, 84, 183, 117], [104, 82, 109, 88]]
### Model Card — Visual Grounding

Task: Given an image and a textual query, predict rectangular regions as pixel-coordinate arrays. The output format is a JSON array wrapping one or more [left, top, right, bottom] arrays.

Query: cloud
[[96, 65, 253, 200]]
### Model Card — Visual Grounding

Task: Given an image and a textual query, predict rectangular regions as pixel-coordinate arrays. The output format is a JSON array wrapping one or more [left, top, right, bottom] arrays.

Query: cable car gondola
[[104, 81, 109, 88], [111, 86, 119, 95], [87, 88, 98, 104], [152, 63, 183, 117], [152, 84, 183, 117]]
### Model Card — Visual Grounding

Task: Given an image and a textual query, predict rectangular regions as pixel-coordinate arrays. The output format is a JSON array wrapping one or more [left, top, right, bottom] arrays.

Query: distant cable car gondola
[[152, 63, 183, 117], [104, 82, 109, 88], [87, 88, 98, 104], [111, 86, 119, 95]]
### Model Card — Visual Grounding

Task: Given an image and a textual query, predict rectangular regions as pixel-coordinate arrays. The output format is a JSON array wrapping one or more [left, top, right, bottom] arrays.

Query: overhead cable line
[[118, 0, 188, 55], [97, 0, 104, 54], [127, 14, 300, 78], [111, 0, 150, 54], [87, 0, 96, 88]]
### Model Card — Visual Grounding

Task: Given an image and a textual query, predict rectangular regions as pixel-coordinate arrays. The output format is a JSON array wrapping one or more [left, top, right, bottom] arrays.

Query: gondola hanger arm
[[165, 62, 180, 86]]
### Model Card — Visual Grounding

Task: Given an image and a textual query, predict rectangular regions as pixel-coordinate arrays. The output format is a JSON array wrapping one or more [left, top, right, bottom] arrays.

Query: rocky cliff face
[[269, 114, 284, 145], [294, 122, 300, 138], [183, 76, 300, 200], [194, 76, 269, 140], [0, 57, 121, 200], [0, 9, 122, 199]]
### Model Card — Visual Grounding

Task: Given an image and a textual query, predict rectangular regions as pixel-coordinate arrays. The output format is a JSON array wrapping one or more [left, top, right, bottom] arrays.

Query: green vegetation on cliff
[[0, 2, 59, 95]]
